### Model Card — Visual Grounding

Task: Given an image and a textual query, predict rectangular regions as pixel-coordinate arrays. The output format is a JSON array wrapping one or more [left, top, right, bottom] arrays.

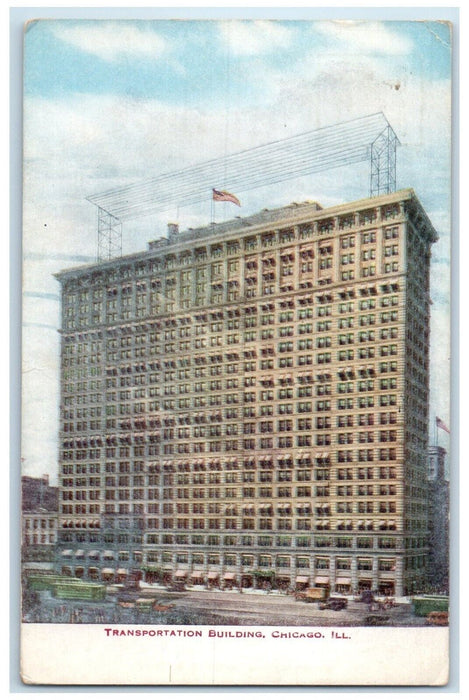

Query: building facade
[[55, 188, 437, 596], [427, 446, 449, 592], [22, 475, 58, 563]]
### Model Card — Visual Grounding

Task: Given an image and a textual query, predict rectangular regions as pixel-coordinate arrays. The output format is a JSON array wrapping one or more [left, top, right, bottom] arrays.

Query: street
[[148, 587, 428, 627], [24, 585, 430, 627]]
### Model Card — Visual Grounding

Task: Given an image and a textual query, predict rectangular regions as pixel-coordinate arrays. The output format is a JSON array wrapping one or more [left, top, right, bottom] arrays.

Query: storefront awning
[[224, 572, 236, 580], [75, 550, 85, 557], [88, 550, 99, 558], [207, 572, 219, 580], [103, 551, 115, 559], [296, 576, 309, 584], [336, 577, 351, 585], [191, 571, 204, 579], [116, 568, 128, 575], [315, 576, 330, 584], [101, 568, 115, 575], [174, 570, 187, 578], [61, 550, 73, 557]]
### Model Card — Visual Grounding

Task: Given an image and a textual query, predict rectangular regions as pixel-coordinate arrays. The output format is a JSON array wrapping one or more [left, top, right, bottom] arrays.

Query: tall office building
[[55, 188, 437, 596]]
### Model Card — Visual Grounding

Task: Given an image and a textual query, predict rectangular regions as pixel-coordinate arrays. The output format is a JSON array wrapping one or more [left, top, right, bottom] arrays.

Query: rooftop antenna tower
[[96, 207, 122, 261], [88, 112, 399, 262], [370, 122, 398, 197]]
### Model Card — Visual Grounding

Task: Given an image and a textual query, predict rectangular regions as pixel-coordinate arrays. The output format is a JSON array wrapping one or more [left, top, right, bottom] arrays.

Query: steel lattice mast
[[88, 112, 399, 261]]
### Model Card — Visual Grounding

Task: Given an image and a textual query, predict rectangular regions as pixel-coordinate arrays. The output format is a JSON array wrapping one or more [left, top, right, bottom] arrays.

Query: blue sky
[[24, 20, 451, 102], [21, 18, 453, 481]]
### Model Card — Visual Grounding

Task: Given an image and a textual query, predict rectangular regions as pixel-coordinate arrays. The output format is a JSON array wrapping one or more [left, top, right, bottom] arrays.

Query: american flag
[[436, 417, 450, 434], [212, 188, 241, 206]]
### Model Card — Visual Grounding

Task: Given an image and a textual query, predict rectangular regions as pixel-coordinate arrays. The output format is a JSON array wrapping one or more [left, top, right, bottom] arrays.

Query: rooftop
[[149, 200, 323, 249], [55, 188, 437, 281]]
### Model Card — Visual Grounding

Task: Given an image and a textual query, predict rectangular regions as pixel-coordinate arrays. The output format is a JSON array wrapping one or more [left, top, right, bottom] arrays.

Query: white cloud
[[253, 51, 451, 199], [218, 20, 292, 56], [315, 20, 413, 56], [50, 21, 168, 62]]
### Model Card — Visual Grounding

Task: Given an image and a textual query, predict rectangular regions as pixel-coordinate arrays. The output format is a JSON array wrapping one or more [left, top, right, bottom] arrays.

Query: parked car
[[365, 614, 390, 626], [294, 587, 327, 603], [318, 597, 348, 611], [426, 611, 449, 626], [359, 590, 374, 604]]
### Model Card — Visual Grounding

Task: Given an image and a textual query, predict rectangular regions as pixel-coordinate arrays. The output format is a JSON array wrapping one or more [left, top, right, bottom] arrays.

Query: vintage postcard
[[20, 16, 452, 686]]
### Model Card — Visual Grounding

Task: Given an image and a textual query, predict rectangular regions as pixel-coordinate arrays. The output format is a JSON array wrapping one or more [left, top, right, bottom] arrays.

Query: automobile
[[365, 614, 390, 626], [294, 587, 327, 603], [426, 611, 449, 626], [165, 582, 186, 592], [358, 590, 374, 604], [318, 597, 348, 611]]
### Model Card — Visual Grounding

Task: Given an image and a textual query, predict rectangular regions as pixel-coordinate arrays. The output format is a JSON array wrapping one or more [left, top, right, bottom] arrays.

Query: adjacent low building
[[427, 446, 449, 592], [55, 188, 437, 596], [22, 475, 58, 565]]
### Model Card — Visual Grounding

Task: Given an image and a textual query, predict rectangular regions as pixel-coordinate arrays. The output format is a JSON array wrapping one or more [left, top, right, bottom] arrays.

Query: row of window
[[63, 412, 399, 431], [72, 254, 399, 301], [61, 393, 405, 415], [62, 529, 426, 552], [23, 518, 56, 529], [144, 552, 396, 571], [64, 282, 399, 325], [66, 366, 402, 389], [59, 531, 401, 550], [61, 404, 398, 423], [61, 480, 397, 499], [99, 377, 396, 393], [23, 534, 55, 545], [61, 461, 398, 476], [62, 308, 401, 356], [60, 497, 400, 516], [63, 286, 399, 326], [61, 347, 405, 388], [61, 495, 397, 512], [64, 230, 402, 303], [64, 280, 402, 323], [67, 218, 402, 291], [77, 517, 399, 531]]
